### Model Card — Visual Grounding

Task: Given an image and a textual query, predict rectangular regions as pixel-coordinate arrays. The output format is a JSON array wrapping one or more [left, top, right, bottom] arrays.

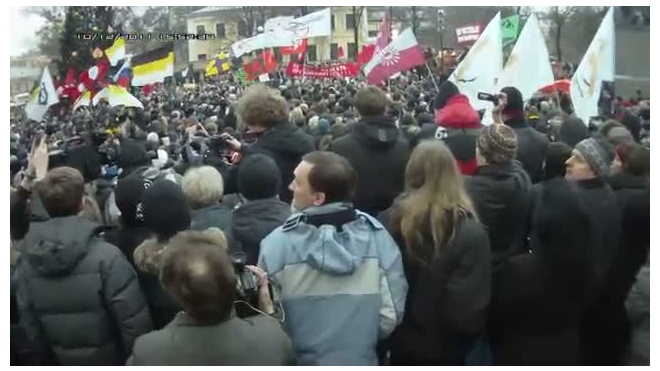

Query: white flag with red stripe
[[363, 28, 425, 85]]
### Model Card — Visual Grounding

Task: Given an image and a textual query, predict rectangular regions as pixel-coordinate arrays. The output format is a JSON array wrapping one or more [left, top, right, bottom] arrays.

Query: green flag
[[501, 14, 520, 41], [235, 69, 248, 86]]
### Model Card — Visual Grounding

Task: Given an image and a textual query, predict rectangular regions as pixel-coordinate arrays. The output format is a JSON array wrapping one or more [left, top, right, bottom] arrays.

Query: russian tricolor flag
[[114, 57, 132, 88]]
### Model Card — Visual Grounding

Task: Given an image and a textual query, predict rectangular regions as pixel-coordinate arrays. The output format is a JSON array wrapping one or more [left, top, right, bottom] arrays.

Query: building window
[[237, 20, 247, 37], [330, 43, 338, 60], [216, 23, 226, 39], [348, 43, 356, 60], [196, 25, 205, 34], [307, 45, 317, 62], [346, 14, 356, 29], [368, 30, 378, 37], [197, 54, 207, 61], [331, 15, 335, 31]]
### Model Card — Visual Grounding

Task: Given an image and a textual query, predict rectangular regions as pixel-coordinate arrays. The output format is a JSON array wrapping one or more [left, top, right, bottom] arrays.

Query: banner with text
[[286, 62, 360, 78], [456, 23, 483, 45]]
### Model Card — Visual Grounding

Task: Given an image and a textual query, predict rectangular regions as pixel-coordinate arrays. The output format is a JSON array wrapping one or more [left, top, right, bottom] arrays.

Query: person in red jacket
[[432, 80, 483, 175]]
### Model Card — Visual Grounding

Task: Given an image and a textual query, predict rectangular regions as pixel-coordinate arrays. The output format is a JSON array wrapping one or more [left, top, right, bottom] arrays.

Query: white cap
[[147, 132, 160, 143]]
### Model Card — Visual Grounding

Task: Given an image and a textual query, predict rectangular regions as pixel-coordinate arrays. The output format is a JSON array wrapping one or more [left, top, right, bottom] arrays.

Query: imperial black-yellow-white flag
[[25, 67, 59, 121], [131, 44, 174, 87]]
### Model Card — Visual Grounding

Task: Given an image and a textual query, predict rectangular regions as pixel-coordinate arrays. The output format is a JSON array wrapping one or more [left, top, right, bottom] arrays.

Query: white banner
[[497, 14, 554, 101], [231, 34, 266, 58], [571, 7, 615, 123], [449, 12, 503, 122]]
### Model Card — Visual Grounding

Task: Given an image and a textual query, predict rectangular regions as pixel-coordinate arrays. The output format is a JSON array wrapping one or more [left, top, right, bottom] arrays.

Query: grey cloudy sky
[[10, 7, 46, 56]]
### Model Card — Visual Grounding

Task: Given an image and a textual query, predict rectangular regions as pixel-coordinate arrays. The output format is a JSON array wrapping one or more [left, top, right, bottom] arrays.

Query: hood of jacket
[[354, 116, 401, 149], [559, 117, 589, 147], [134, 228, 227, 275], [256, 122, 315, 157], [22, 216, 103, 277], [288, 202, 378, 275], [434, 94, 481, 130], [233, 198, 291, 236], [606, 173, 649, 191]]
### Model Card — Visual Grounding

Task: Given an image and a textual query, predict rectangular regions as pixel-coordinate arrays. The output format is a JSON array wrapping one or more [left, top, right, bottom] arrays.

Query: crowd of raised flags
[[25, 6, 615, 127]]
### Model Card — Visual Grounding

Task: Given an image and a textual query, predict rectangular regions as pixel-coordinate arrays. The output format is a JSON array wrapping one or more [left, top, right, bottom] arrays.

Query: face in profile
[[289, 161, 321, 212], [565, 150, 595, 181]]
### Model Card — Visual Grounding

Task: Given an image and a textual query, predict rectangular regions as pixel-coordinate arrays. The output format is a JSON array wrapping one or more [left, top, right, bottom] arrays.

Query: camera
[[232, 252, 261, 318], [477, 92, 500, 104]]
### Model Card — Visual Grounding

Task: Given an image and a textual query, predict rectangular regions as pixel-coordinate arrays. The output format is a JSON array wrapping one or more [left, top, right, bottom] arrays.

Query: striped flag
[[131, 44, 174, 87], [105, 38, 126, 66], [73, 90, 92, 111]]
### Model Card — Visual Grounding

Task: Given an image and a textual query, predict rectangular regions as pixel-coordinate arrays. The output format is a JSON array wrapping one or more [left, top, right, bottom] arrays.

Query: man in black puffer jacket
[[500, 87, 550, 183], [328, 86, 410, 217], [16, 167, 153, 365]]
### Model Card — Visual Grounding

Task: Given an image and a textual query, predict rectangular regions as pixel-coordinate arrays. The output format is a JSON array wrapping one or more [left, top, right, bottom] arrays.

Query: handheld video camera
[[232, 252, 261, 318]]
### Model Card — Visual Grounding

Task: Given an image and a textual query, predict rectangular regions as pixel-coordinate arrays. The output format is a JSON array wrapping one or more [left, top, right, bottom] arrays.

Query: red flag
[[64, 68, 76, 86], [262, 49, 278, 72], [363, 29, 425, 85], [280, 39, 308, 55], [337, 45, 345, 60], [357, 45, 376, 67]]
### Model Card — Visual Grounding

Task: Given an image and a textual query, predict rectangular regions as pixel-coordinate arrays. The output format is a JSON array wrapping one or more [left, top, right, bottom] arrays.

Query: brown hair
[[355, 86, 388, 117], [302, 151, 357, 204], [159, 230, 235, 324], [236, 84, 288, 128], [37, 167, 84, 217], [396, 141, 477, 266]]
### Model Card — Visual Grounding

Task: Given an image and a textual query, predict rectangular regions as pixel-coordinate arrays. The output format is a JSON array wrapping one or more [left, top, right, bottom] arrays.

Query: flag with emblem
[[205, 52, 232, 77], [497, 14, 554, 101], [25, 67, 59, 121], [500, 14, 520, 46], [363, 28, 425, 85]]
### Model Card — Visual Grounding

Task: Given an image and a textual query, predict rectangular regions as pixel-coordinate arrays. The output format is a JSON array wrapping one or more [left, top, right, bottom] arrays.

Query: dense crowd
[[9, 71, 650, 366]]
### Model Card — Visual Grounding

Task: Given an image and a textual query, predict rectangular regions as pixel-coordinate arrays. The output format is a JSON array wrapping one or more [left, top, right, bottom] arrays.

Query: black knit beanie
[[238, 154, 282, 200], [142, 179, 191, 241]]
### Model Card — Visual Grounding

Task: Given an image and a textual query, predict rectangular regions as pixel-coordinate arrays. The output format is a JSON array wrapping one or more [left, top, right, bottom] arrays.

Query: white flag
[[497, 14, 554, 101], [571, 7, 615, 123], [449, 12, 503, 118], [231, 34, 266, 58], [263, 16, 297, 47], [289, 8, 331, 38], [25, 67, 59, 121]]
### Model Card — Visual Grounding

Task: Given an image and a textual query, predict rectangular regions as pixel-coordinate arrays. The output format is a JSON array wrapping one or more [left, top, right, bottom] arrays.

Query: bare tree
[[541, 6, 577, 61], [352, 6, 365, 58]]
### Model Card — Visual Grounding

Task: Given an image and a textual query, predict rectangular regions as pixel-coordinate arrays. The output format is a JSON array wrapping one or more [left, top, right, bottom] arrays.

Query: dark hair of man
[[10, 189, 30, 241], [37, 166, 84, 218], [624, 144, 650, 177], [302, 151, 357, 204], [355, 86, 388, 117], [159, 230, 235, 325]]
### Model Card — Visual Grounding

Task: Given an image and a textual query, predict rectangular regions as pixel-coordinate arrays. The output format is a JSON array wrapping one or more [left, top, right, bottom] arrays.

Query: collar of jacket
[[474, 161, 515, 177], [606, 173, 648, 191], [504, 116, 529, 129], [577, 177, 606, 190], [174, 308, 237, 327], [282, 202, 357, 231]]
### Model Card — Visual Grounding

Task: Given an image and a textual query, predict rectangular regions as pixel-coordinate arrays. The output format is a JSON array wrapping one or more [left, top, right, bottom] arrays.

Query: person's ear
[[312, 192, 326, 207]]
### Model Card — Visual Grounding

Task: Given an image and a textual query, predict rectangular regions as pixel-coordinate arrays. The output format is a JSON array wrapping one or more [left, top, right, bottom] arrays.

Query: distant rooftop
[[187, 6, 239, 18]]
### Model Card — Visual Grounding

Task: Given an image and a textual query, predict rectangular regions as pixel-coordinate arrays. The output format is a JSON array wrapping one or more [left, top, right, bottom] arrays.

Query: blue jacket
[[258, 202, 408, 365]]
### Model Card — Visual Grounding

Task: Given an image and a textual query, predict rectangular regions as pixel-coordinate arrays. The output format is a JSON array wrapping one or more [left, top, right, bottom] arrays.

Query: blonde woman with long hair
[[379, 140, 491, 365]]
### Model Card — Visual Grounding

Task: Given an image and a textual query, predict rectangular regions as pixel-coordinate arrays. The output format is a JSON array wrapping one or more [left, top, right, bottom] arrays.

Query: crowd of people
[[9, 69, 650, 366]]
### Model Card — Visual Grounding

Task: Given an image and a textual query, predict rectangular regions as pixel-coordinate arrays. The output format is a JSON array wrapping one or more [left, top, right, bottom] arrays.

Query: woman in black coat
[[380, 141, 491, 365], [490, 178, 592, 365]]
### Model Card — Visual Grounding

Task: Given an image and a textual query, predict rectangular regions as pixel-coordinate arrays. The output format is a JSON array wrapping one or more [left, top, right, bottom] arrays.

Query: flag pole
[[426, 62, 440, 92]]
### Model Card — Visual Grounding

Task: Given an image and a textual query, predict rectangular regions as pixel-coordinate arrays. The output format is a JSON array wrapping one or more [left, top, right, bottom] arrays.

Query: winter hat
[[477, 124, 518, 165], [501, 86, 524, 114], [238, 154, 282, 200], [574, 138, 616, 177], [618, 112, 641, 142], [115, 174, 150, 227], [558, 117, 589, 148], [607, 126, 634, 146], [147, 132, 160, 144], [543, 141, 573, 180], [433, 80, 460, 110], [118, 139, 150, 171], [142, 179, 191, 241], [317, 118, 330, 135]]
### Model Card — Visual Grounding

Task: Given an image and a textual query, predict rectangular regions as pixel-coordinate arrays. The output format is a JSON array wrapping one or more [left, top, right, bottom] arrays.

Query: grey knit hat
[[574, 138, 616, 177], [477, 124, 518, 165]]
